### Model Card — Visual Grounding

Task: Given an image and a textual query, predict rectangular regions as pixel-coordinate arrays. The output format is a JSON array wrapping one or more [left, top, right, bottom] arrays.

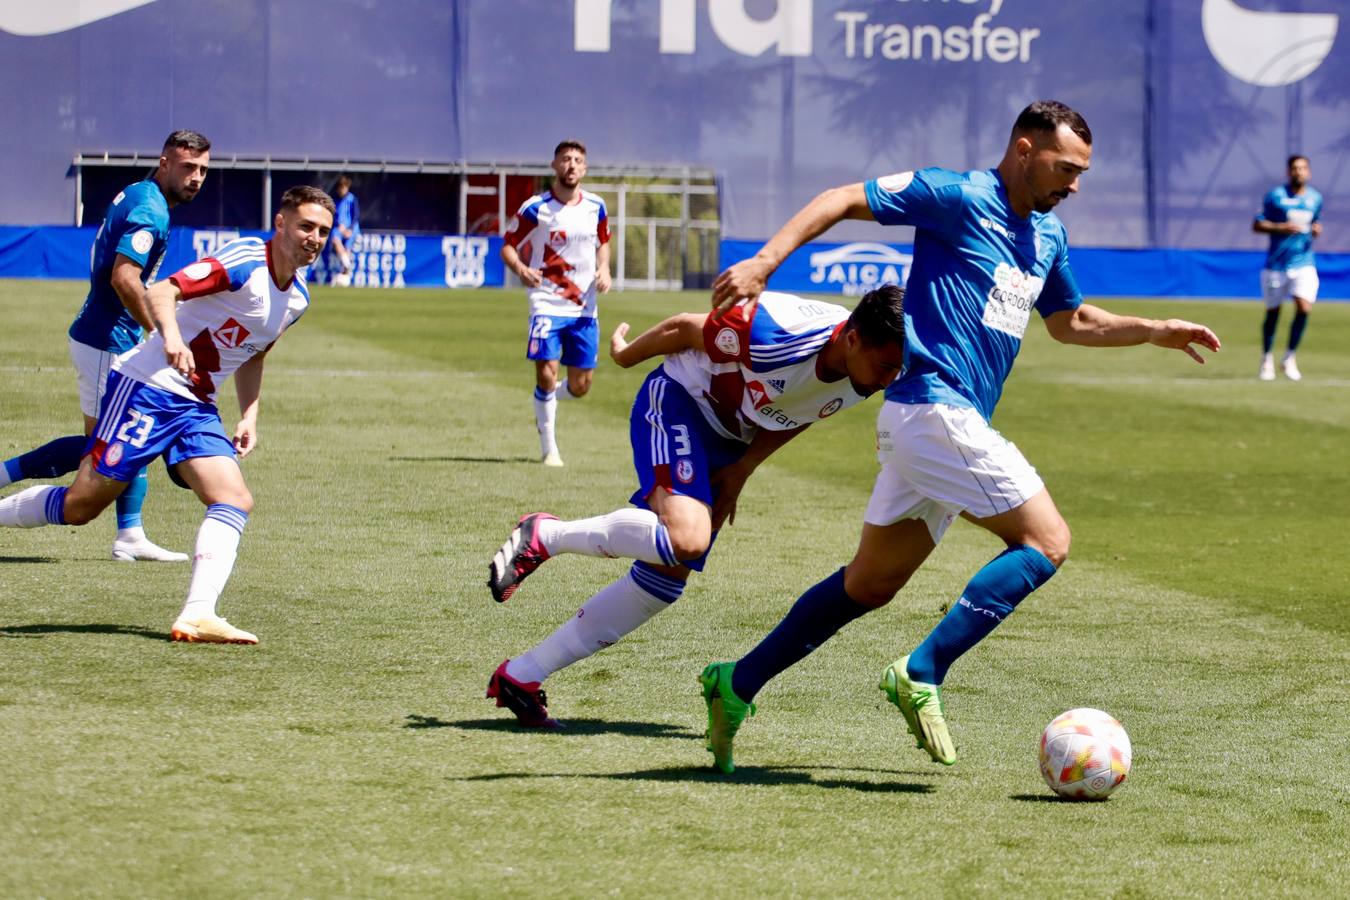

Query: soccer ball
[[1038, 707, 1132, 801]]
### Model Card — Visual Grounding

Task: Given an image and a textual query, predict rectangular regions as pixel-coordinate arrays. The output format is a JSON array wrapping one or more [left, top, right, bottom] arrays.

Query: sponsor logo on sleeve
[[130, 230, 154, 255], [876, 171, 915, 194], [715, 327, 741, 357], [182, 261, 213, 281]]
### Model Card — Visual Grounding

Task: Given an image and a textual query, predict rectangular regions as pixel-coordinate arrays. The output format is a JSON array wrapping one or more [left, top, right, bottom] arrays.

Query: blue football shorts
[[527, 314, 599, 369], [627, 366, 746, 572], [86, 370, 236, 483]]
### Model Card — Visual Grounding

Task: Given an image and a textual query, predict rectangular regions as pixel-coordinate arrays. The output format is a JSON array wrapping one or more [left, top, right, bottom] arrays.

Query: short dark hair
[[554, 139, 587, 158], [1012, 101, 1091, 146], [1288, 154, 1309, 168], [279, 185, 335, 217], [335, 174, 353, 189], [162, 130, 210, 154], [847, 284, 906, 348]]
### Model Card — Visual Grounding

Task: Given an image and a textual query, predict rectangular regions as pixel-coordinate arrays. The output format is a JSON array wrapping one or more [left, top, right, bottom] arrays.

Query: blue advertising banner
[[0, 227, 503, 289], [720, 240, 1350, 300], [1, 1, 1346, 257]]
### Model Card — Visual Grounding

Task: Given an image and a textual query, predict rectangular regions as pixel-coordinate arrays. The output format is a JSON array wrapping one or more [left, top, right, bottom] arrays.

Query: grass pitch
[[1, 281, 1347, 897]]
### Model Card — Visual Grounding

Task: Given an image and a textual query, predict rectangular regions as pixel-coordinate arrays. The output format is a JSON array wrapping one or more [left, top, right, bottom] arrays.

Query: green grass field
[[2, 280, 1347, 897]]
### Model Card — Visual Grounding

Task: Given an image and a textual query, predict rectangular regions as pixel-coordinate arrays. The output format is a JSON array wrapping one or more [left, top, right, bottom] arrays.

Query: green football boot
[[699, 662, 755, 774], [880, 655, 956, 766]]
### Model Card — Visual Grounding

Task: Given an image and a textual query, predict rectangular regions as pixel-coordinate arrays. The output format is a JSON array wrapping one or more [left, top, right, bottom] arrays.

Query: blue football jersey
[[335, 192, 360, 243], [865, 167, 1082, 421], [68, 179, 171, 353], [1258, 185, 1322, 271]]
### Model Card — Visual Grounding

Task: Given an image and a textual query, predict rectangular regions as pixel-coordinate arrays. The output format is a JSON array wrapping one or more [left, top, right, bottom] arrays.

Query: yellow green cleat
[[880, 655, 956, 765], [699, 662, 755, 774]]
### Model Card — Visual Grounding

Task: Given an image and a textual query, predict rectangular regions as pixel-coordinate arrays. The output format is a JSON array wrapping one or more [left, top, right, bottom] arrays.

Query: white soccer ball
[[1038, 707, 1132, 801]]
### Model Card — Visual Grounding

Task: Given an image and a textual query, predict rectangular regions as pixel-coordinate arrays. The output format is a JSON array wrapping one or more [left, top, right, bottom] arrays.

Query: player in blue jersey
[[324, 174, 360, 285], [1, 130, 210, 563], [1254, 155, 1323, 382], [0, 186, 334, 643], [697, 101, 1222, 773], [482, 287, 906, 728]]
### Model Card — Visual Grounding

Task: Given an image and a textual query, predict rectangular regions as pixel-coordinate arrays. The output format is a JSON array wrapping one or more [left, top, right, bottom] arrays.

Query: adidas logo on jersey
[[767, 379, 787, 392]]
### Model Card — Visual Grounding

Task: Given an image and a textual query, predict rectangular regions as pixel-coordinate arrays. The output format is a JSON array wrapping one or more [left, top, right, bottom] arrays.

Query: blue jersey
[[68, 180, 171, 354], [865, 168, 1082, 421], [335, 192, 359, 244], [1257, 185, 1322, 271]]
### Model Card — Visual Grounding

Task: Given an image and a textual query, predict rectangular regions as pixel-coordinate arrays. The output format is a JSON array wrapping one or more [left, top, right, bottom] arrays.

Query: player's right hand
[[518, 266, 544, 288], [163, 339, 195, 379], [711, 259, 769, 317], [609, 322, 632, 366]]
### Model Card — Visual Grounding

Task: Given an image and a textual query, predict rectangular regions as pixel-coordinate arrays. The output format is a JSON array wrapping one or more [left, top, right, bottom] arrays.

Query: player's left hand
[[233, 420, 259, 458], [1151, 319, 1221, 363], [710, 461, 752, 528], [596, 268, 612, 294]]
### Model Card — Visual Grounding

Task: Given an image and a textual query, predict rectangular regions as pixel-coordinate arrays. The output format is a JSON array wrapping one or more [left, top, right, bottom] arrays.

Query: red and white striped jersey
[[114, 237, 309, 405], [662, 293, 869, 442], [503, 189, 608, 318]]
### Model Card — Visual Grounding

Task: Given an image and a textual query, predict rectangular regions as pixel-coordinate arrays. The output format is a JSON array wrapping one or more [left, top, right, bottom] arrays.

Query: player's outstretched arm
[[145, 280, 193, 378], [1043, 304, 1221, 364], [709, 424, 809, 528], [609, 313, 707, 368], [711, 182, 874, 314], [232, 351, 268, 458]]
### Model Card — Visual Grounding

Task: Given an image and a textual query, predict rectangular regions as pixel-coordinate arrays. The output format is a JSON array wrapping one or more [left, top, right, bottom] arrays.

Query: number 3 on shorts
[[114, 409, 156, 448]]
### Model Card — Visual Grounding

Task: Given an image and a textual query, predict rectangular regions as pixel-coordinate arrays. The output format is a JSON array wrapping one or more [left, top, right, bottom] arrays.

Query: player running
[[1254, 155, 1323, 382], [698, 101, 1221, 773], [484, 287, 906, 727], [500, 140, 611, 467], [0, 186, 334, 644], [1, 130, 210, 562]]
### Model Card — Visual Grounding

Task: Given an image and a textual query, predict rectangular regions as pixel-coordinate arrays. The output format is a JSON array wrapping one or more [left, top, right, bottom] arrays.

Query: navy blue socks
[[732, 568, 871, 702]]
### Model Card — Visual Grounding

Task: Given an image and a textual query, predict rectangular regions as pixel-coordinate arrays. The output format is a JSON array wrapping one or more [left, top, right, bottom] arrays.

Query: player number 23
[[114, 410, 156, 448]]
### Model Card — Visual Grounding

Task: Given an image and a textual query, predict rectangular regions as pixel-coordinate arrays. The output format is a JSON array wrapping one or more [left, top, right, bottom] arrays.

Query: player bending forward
[[484, 287, 906, 727], [0, 186, 334, 643], [698, 101, 1221, 773]]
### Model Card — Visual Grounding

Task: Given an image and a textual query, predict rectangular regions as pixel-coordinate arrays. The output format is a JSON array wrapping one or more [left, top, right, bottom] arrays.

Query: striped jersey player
[[0, 186, 335, 646], [500, 140, 612, 467], [481, 287, 906, 728]]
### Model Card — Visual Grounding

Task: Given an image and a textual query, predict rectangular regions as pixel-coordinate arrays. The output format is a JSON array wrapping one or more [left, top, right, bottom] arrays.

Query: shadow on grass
[[1009, 793, 1097, 803], [389, 455, 537, 465], [404, 714, 699, 740], [0, 555, 60, 564], [454, 764, 935, 793], [0, 622, 165, 641]]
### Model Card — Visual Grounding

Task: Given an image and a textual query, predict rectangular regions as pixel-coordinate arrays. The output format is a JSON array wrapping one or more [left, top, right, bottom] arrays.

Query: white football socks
[[506, 571, 673, 684], [533, 388, 558, 458], [178, 505, 247, 620], [0, 485, 64, 528], [537, 508, 678, 566]]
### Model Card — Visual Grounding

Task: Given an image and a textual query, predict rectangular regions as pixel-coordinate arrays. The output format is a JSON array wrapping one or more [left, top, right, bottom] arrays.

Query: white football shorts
[[68, 337, 118, 418], [865, 401, 1045, 543], [1261, 266, 1319, 309]]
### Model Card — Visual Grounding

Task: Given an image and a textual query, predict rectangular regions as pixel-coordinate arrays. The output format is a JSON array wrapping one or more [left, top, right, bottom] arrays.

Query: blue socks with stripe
[[732, 568, 871, 703], [1, 435, 86, 487], [906, 544, 1057, 685]]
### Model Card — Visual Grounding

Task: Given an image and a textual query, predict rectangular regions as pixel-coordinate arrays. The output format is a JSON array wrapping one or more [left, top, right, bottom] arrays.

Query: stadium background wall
[[0, 0, 1345, 293]]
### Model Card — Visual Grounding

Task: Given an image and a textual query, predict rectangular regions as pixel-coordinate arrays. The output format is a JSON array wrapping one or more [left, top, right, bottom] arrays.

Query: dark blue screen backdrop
[[1, 0, 1346, 290]]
